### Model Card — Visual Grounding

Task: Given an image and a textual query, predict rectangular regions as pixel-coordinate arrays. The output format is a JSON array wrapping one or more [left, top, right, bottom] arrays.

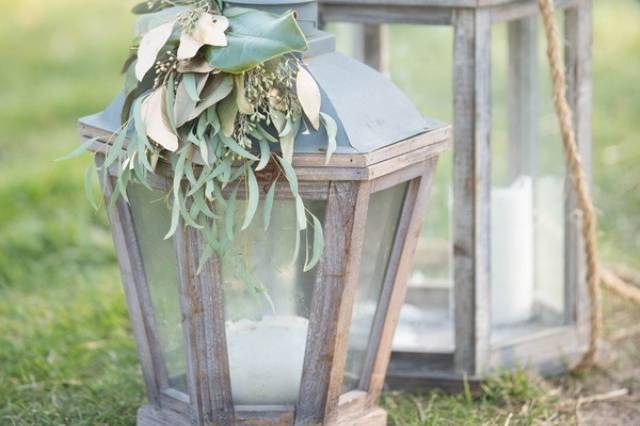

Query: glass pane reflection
[[128, 183, 187, 393], [343, 183, 408, 391]]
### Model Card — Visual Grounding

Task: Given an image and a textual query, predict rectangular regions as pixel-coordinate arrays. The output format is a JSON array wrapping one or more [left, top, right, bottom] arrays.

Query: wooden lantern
[[318, 0, 593, 389], [77, 11, 450, 421]]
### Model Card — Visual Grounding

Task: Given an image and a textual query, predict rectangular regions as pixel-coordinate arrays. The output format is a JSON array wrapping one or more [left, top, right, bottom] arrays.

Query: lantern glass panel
[[490, 21, 567, 340], [221, 198, 326, 405], [343, 182, 408, 391], [128, 183, 187, 393], [386, 26, 455, 355]]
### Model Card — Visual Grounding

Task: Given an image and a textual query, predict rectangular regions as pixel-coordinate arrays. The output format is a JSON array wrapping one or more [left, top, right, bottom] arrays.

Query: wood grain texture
[[175, 226, 234, 425], [78, 121, 450, 170], [452, 8, 492, 376], [138, 404, 192, 426], [235, 405, 295, 425], [363, 158, 440, 403], [295, 181, 371, 426]]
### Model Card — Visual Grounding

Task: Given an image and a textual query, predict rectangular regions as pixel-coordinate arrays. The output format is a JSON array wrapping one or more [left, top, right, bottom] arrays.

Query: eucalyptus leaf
[[132, 96, 155, 173], [303, 213, 324, 271], [103, 126, 128, 170], [164, 191, 182, 240], [187, 74, 234, 123], [134, 6, 187, 35], [276, 155, 298, 195], [295, 195, 307, 231], [225, 185, 239, 240], [173, 146, 188, 196], [256, 139, 271, 171], [279, 114, 301, 163], [204, 8, 307, 74], [182, 73, 202, 102], [257, 124, 278, 143], [165, 74, 177, 130], [56, 137, 99, 161], [320, 112, 337, 164], [263, 178, 277, 230], [220, 135, 258, 160], [241, 166, 259, 230]]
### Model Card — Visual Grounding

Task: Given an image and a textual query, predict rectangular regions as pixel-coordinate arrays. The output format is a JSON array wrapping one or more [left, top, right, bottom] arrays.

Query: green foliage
[[1, 0, 639, 424], [204, 8, 307, 74], [90, 2, 334, 272]]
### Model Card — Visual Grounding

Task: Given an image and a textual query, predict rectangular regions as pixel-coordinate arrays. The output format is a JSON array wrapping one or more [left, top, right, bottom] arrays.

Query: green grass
[[1, 0, 639, 424]]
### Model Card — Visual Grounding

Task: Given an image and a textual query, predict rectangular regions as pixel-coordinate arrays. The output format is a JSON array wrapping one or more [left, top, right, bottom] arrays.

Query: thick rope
[[537, 0, 601, 370]]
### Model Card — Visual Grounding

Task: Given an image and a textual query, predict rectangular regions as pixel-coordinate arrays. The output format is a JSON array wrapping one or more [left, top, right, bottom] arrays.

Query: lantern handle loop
[[537, 0, 601, 370]]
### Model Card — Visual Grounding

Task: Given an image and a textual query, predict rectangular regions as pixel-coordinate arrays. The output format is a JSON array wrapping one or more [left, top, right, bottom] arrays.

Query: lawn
[[0, 0, 639, 425]]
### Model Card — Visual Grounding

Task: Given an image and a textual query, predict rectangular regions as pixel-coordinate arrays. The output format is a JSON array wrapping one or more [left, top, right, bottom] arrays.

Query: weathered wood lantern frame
[[318, 0, 593, 389], [78, 117, 449, 424]]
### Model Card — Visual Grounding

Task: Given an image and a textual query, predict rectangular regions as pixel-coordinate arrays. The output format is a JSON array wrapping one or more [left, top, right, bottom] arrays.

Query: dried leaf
[[177, 14, 228, 60], [234, 74, 254, 114], [296, 64, 321, 130], [192, 14, 229, 45], [218, 94, 238, 137], [141, 87, 179, 151], [177, 57, 217, 73], [135, 20, 175, 81], [177, 34, 203, 61]]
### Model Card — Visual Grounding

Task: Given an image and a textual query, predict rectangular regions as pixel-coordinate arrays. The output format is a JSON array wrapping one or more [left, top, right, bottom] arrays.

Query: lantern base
[[137, 404, 388, 425], [386, 340, 610, 393]]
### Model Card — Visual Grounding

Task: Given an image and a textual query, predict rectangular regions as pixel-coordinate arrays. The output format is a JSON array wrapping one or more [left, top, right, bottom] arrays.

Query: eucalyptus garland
[[76, 0, 337, 271]]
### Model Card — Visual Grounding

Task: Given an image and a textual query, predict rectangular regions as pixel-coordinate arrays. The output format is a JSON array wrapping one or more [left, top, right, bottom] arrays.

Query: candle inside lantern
[[226, 315, 308, 405], [491, 176, 534, 326]]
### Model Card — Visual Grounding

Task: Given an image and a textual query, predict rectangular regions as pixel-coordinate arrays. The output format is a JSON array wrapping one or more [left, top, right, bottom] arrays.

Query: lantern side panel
[[343, 182, 408, 392], [489, 18, 567, 346], [221, 198, 326, 405], [128, 182, 188, 393]]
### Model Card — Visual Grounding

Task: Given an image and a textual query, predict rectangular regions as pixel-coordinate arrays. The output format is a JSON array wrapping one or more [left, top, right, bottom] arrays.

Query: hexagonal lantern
[[77, 1, 450, 423], [318, 0, 593, 389]]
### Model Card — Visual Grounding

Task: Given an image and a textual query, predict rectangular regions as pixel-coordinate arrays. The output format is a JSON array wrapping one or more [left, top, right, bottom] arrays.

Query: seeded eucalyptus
[[76, 0, 338, 270]]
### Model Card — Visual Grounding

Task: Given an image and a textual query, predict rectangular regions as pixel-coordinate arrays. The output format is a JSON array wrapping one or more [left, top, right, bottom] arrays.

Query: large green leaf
[[204, 8, 307, 74]]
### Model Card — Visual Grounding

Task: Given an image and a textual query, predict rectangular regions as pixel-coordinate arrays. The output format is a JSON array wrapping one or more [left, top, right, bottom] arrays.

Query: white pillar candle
[[226, 315, 308, 405], [491, 176, 535, 326]]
